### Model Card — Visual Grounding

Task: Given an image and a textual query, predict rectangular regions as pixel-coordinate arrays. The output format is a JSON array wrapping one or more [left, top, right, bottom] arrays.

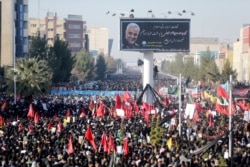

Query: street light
[[106, 9, 135, 18], [147, 10, 155, 18], [182, 10, 195, 16], [161, 11, 183, 18]]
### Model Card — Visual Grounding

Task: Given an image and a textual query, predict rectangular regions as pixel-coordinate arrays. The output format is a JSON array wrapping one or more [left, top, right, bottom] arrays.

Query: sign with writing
[[120, 18, 190, 52]]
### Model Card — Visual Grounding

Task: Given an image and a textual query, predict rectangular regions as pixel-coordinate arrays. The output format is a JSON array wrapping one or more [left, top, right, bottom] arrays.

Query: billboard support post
[[143, 51, 154, 103]]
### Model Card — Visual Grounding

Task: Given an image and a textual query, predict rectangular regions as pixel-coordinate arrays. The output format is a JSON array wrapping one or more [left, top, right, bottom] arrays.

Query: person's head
[[125, 23, 140, 45]]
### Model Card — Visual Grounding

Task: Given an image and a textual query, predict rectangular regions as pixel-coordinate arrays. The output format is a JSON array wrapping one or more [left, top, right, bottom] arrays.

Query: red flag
[[57, 121, 63, 133], [123, 91, 132, 102], [123, 137, 129, 156], [217, 85, 229, 99], [208, 113, 213, 127], [101, 132, 108, 153], [195, 102, 203, 112], [66, 108, 71, 117], [80, 107, 86, 118], [164, 96, 169, 107], [133, 102, 139, 114], [85, 126, 97, 151], [125, 106, 133, 118], [96, 102, 105, 117], [193, 111, 199, 123], [18, 122, 23, 131], [143, 102, 150, 111], [237, 101, 248, 111], [27, 104, 35, 118], [85, 126, 94, 141], [67, 135, 74, 155], [115, 94, 122, 109], [215, 103, 228, 115], [47, 120, 53, 130], [0, 115, 4, 125], [28, 124, 34, 132], [34, 112, 40, 124], [108, 133, 115, 154]]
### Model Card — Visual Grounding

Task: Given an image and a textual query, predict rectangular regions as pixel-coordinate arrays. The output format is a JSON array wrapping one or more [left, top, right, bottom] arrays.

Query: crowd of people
[[0, 75, 250, 167]]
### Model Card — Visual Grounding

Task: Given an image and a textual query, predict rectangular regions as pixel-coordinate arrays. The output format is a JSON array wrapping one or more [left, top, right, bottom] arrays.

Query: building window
[[69, 34, 81, 38], [40, 24, 45, 28], [23, 21, 28, 29], [23, 5, 28, 13], [19, 4, 23, 12], [68, 24, 81, 29], [69, 43, 81, 48], [30, 24, 36, 28], [56, 34, 63, 38], [19, 21, 23, 28], [19, 13, 23, 20], [48, 38, 54, 41], [48, 28, 54, 31], [48, 19, 54, 22], [56, 24, 62, 28]]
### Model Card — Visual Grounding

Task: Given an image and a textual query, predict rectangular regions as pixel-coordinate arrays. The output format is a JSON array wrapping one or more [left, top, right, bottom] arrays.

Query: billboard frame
[[120, 18, 190, 52]]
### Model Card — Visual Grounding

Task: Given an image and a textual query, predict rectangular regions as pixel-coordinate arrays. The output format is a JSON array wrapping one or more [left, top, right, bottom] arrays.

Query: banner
[[51, 90, 136, 96]]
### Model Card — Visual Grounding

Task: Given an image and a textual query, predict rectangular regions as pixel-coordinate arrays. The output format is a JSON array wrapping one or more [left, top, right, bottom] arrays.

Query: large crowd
[[0, 75, 250, 167]]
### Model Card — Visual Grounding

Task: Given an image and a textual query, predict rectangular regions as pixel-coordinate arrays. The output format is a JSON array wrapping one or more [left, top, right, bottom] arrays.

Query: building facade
[[0, 0, 28, 67], [29, 13, 86, 54], [87, 27, 109, 56], [189, 37, 221, 66], [64, 15, 86, 53], [233, 25, 250, 82], [29, 12, 65, 46]]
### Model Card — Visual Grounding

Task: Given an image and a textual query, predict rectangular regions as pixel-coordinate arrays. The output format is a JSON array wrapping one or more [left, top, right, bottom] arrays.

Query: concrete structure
[[29, 13, 86, 53], [233, 25, 250, 82], [87, 27, 109, 56], [0, 0, 28, 67]]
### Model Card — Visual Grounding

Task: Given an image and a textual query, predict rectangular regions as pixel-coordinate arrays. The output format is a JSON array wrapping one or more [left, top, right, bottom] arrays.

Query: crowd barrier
[[51, 90, 137, 96]]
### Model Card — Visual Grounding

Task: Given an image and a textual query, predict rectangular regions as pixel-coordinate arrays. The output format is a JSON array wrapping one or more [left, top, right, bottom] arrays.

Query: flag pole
[[229, 75, 233, 167], [178, 73, 182, 137]]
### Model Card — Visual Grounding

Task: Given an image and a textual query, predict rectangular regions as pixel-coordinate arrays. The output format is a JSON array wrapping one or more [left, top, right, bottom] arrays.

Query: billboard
[[120, 18, 190, 52]]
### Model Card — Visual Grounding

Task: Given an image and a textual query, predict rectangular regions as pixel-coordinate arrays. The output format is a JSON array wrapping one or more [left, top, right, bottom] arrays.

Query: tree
[[172, 53, 185, 75], [221, 59, 237, 81], [71, 49, 95, 81], [198, 48, 219, 82], [95, 54, 107, 80], [48, 37, 74, 83], [105, 56, 117, 73], [5, 58, 52, 99], [183, 59, 199, 81], [161, 60, 172, 74], [28, 31, 48, 60]]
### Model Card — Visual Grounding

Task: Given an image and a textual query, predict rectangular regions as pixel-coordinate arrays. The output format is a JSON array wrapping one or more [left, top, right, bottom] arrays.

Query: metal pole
[[229, 75, 233, 166], [13, 25, 16, 104], [143, 51, 154, 103], [178, 73, 182, 137]]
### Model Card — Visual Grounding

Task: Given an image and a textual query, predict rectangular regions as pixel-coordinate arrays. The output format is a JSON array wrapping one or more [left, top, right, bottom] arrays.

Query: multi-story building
[[0, 0, 28, 67], [87, 27, 109, 56], [189, 37, 221, 66], [29, 13, 86, 54], [233, 25, 250, 82], [64, 15, 86, 53], [29, 12, 65, 46]]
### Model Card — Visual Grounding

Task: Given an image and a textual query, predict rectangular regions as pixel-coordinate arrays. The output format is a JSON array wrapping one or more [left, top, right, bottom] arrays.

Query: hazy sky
[[29, 0, 250, 63]]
